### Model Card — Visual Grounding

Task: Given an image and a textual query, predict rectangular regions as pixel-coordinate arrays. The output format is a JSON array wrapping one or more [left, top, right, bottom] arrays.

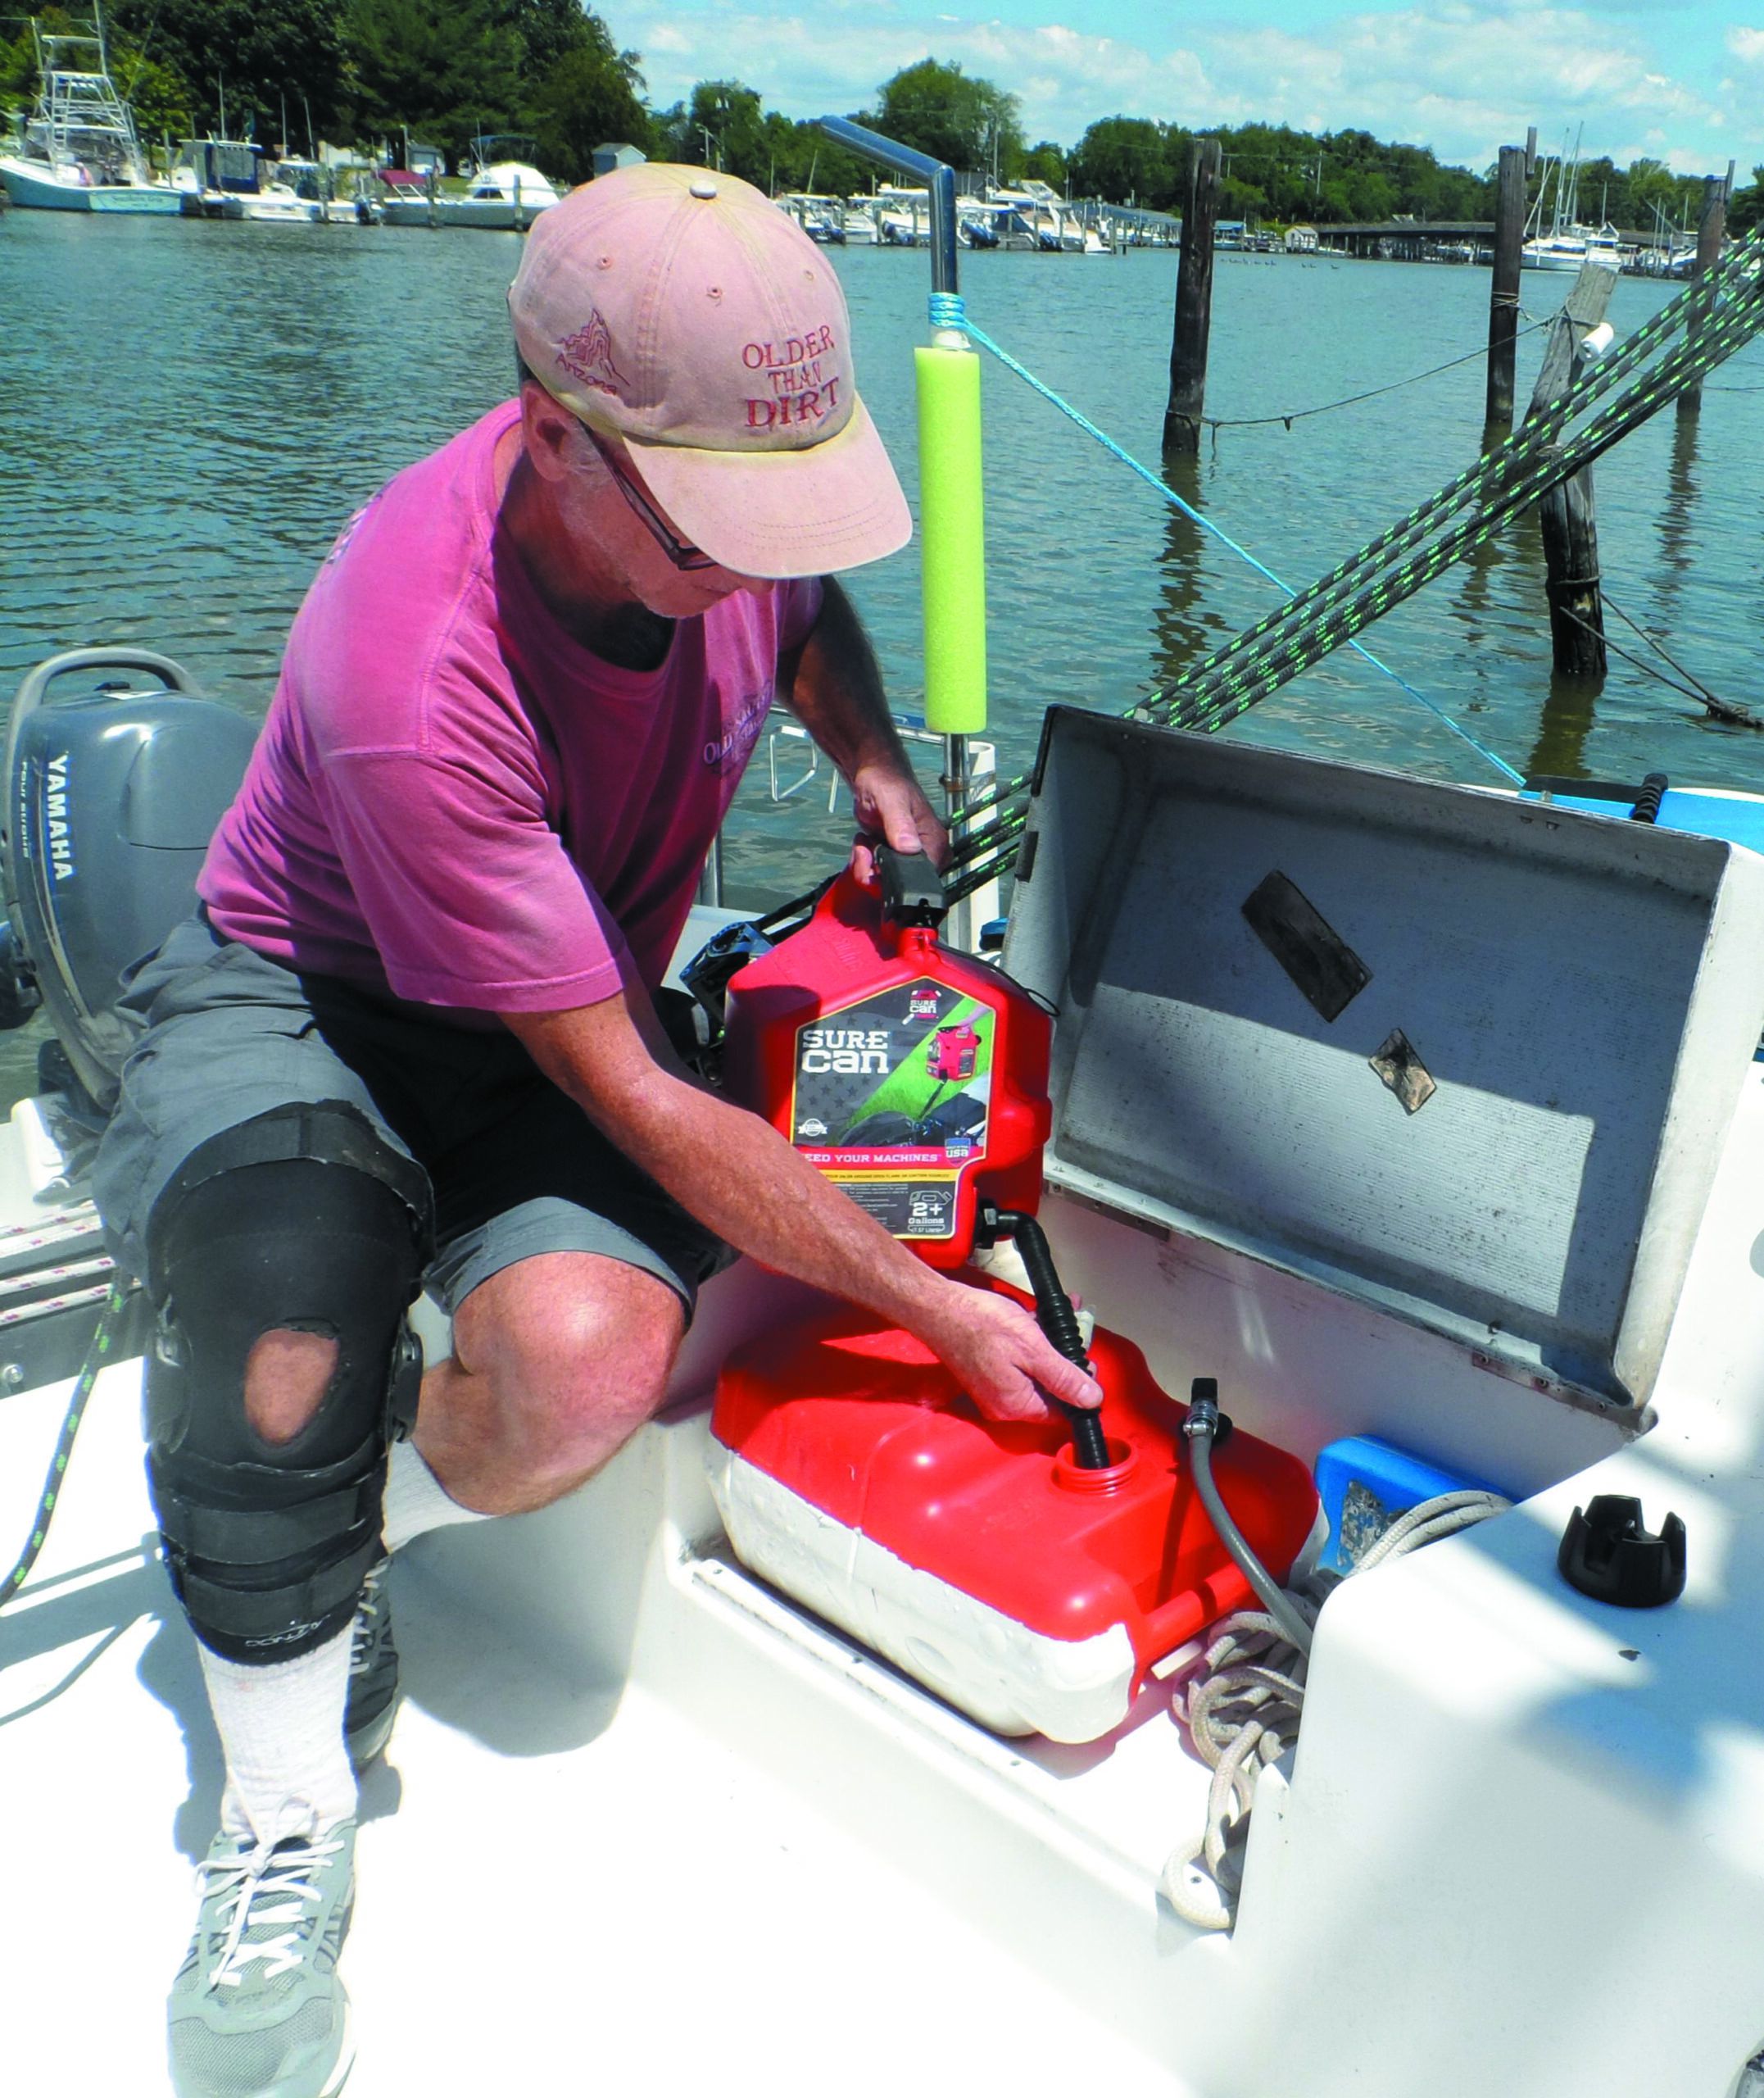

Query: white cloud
[[601, 0, 1756, 173]]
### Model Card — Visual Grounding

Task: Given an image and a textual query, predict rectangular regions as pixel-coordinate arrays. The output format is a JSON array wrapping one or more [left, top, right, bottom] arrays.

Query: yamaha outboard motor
[[0, 648, 258, 1120]]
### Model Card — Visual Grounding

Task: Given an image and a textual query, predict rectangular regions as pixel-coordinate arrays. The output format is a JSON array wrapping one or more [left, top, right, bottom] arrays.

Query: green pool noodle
[[914, 342, 989, 735]]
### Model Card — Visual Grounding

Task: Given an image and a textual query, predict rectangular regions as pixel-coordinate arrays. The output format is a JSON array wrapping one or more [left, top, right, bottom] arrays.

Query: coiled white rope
[[1161, 1489, 1511, 1931]]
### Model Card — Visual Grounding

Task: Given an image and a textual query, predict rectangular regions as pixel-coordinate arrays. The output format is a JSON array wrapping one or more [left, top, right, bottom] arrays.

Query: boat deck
[[2, 1257, 1207, 2096]]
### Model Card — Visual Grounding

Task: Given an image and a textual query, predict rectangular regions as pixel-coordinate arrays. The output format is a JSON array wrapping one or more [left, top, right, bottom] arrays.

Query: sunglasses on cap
[[578, 420, 719, 572]]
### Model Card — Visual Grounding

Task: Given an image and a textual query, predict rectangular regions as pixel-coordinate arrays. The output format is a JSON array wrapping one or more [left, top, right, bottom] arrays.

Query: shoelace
[[201, 1832, 347, 1991], [349, 1563, 387, 1678]]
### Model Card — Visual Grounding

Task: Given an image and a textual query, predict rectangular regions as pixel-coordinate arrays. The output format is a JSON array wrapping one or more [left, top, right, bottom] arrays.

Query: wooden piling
[[1676, 170, 1730, 422], [425, 164, 438, 229], [1531, 264, 1617, 677], [1164, 138, 1221, 457], [1484, 145, 1527, 434]]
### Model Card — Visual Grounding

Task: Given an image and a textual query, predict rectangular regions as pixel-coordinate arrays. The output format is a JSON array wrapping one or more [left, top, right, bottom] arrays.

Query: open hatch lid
[[1001, 711, 1764, 1410]]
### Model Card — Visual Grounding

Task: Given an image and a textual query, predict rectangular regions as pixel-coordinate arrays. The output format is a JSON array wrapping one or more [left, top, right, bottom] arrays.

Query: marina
[[3, 88, 1764, 2098]]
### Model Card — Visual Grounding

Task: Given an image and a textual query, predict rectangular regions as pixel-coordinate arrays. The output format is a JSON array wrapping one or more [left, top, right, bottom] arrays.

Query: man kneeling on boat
[[90, 163, 1100, 2098]]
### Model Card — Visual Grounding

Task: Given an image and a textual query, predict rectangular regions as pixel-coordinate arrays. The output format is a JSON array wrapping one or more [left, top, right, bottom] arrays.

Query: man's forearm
[[783, 575, 914, 779], [515, 1010, 945, 1328], [784, 576, 948, 865], [503, 995, 1102, 1425], [638, 1079, 949, 1323]]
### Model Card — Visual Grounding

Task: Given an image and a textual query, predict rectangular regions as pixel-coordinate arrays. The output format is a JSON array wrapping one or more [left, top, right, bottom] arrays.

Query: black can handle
[[873, 843, 948, 926]]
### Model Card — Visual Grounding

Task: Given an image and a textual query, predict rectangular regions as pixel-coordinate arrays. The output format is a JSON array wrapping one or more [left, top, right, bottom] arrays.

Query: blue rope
[[926, 289, 1526, 788]]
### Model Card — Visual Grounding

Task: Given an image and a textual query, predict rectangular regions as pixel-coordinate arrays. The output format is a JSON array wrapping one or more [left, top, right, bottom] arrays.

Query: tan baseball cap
[[508, 163, 910, 579]]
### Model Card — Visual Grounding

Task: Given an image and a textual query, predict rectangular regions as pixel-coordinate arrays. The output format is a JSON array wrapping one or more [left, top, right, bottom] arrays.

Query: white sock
[[383, 1438, 491, 1555], [202, 1624, 357, 1846]]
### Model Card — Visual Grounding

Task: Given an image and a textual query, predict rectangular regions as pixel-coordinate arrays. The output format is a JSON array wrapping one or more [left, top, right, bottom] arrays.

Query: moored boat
[[274, 157, 378, 224], [0, 23, 179, 214], [1523, 225, 1625, 272], [984, 179, 1073, 251], [777, 191, 846, 243], [378, 139, 560, 229], [219, 153, 323, 225]]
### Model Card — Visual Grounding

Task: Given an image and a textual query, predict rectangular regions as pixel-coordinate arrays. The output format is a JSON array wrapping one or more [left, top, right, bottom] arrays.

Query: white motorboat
[[984, 180, 1073, 252], [0, 24, 179, 213], [170, 140, 324, 225], [874, 184, 932, 245], [956, 197, 1004, 248], [7, 638, 1764, 2098], [168, 137, 257, 216], [841, 199, 879, 245], [274, 157, 378, 225], [379, 148, 560, 230], [777, 191, 846, 243], [221, 170, 322, 225]]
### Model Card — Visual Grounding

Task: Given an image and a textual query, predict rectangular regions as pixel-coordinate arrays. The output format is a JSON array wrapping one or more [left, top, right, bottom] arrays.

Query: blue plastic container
[[1313, 1435, 1503, 1574]]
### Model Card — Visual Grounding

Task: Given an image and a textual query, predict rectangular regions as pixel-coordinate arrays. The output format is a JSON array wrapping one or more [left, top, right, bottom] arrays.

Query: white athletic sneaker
[[167, 1819, 356, 2098]]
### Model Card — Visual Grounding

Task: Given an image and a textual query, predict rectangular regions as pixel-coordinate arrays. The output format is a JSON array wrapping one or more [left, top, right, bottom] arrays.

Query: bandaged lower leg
[[383, 1437, 492, 1555], [201, 1626, 357, 1846]]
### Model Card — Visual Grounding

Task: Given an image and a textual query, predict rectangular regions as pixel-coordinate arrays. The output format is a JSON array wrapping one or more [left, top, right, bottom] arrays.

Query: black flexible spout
[[982, 1207, 1111, 1469]]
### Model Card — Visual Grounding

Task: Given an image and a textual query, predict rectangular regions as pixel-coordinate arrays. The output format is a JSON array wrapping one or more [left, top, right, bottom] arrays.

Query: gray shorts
[[92, 912, 727, 1319]]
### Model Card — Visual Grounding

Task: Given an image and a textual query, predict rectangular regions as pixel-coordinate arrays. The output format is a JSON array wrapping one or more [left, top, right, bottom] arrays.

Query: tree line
[[2, 2, 1753, 231]]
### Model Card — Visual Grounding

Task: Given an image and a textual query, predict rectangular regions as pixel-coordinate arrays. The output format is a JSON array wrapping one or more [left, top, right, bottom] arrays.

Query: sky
[[599, 0, 1764, 178]]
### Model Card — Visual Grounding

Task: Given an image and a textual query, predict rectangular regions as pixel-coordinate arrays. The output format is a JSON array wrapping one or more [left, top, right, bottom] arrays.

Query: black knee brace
[[144, 1115, 430, 1664]]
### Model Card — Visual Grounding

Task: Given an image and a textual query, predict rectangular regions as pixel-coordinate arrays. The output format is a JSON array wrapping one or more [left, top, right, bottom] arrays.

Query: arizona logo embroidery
[[556, 311, 628, 396]]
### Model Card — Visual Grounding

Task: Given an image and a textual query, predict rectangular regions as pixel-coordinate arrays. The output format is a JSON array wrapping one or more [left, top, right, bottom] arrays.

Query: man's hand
[[915, 1278, 1102, 1424], [850, 757, 950, 881], [506, 992, 1102, 1430], [778, 579, 950, 879]]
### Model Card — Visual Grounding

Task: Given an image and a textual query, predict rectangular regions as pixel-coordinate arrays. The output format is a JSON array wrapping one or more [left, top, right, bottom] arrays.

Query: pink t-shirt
[[201, 403, 822, 1020]]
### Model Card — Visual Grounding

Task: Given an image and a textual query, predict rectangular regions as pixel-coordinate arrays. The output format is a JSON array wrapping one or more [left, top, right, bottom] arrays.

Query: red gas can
[[710, 1278, 1321, 1742], [722, 867, 1050, 1268]]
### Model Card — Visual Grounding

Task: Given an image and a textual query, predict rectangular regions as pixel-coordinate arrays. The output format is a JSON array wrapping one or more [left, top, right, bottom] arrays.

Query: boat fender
[[143, 1141, 426, 1664]]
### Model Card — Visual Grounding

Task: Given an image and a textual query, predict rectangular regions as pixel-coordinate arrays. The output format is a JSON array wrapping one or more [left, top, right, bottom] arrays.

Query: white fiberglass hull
[[220, 193, 322, 224], [379, 191, 556, 230], [436, 193, 556, 229], [0, 156, 179, 211], [1524, 237, 1623, 273]]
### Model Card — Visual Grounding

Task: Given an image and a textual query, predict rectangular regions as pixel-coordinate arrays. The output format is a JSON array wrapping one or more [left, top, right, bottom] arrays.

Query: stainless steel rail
[[815, 116, 959, 295]]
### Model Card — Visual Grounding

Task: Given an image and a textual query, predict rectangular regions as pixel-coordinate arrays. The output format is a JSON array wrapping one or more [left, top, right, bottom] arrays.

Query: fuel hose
[[1184, 1378, 1315, 1656], [982, 1207, 1110, 1469]]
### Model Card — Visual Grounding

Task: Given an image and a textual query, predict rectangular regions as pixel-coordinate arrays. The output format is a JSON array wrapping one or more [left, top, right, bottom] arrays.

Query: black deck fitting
[[1558, 1492, 1686, 1608]]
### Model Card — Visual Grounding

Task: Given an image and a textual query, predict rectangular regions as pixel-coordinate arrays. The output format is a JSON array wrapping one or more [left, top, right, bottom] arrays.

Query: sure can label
[[790, 977, 993, 1240]]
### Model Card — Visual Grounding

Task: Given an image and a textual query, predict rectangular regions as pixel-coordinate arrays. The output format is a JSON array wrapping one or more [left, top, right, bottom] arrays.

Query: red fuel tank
[[710, 1278, 1321, 1742], [722, 867, 1050, 1268]]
